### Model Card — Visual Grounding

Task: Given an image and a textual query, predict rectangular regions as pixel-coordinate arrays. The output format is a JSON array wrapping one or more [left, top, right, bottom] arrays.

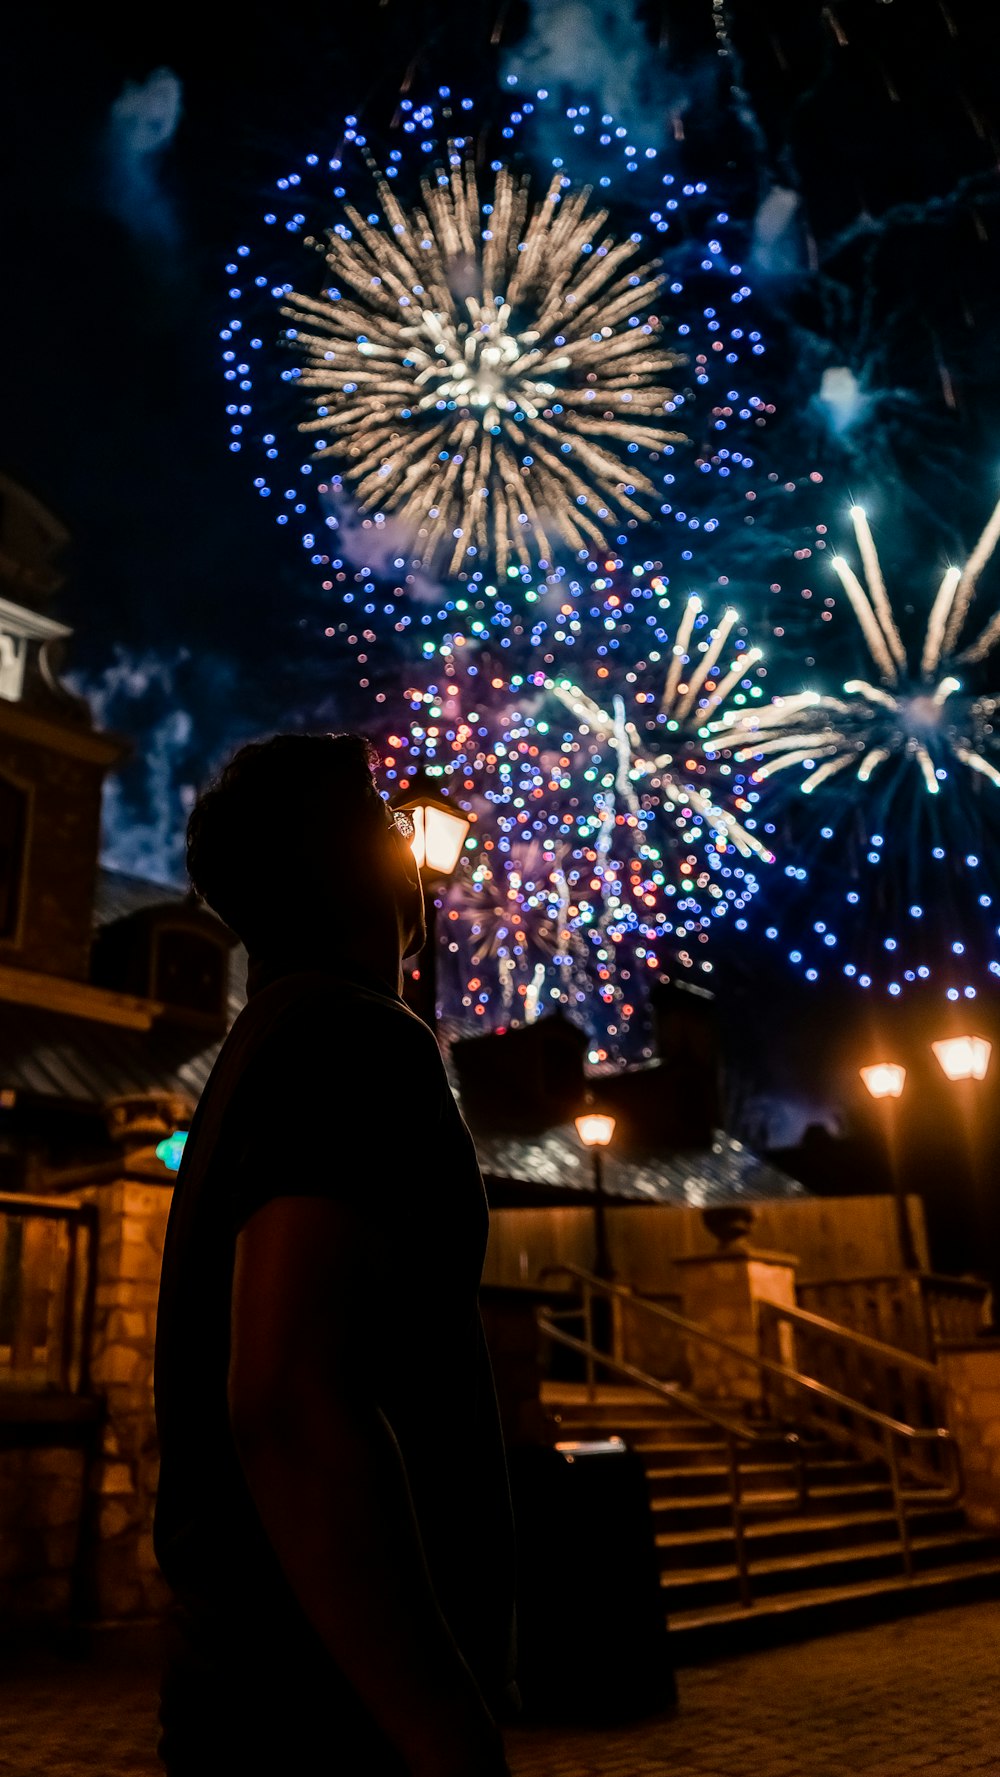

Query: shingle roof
[[0, 869, 247, 1110], [475, 1125, 807, 1208]]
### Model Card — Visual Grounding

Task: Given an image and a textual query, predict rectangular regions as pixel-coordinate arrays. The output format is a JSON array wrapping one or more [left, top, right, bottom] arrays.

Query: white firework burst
[[280, 148, 683, 576], [709, 499, 1000, 799], [546, 665, 773, 861]]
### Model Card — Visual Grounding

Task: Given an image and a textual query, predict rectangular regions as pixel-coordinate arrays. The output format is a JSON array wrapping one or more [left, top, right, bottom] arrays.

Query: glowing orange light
[[931, 1036, 992, 1081], [575, 1112, 616, 1147], [860, 1062, 906, 1099]]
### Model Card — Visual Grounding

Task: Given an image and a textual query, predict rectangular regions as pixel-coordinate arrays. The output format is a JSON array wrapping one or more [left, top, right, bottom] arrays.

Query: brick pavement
[[1, 1600, 997, 1776]]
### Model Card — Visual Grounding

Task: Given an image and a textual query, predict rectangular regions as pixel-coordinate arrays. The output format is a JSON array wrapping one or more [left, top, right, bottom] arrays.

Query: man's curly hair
[[186, 732, 384, 953]]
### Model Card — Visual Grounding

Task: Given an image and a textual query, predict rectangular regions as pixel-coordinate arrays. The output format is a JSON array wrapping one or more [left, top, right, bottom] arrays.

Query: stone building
[[0, 479, 239, 1630]]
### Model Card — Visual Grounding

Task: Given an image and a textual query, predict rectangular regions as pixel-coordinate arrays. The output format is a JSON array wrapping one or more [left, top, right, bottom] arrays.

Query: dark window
[[0, 776, 27, 940], [153, 927, 228, 1017]]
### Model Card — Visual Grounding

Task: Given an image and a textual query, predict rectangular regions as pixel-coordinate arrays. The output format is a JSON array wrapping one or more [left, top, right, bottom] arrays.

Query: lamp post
[[575, 1109, 616, 1281], [859, 1060, 919, 1271], [574, 1108, 616, 1368], [931, 1035, 992, 1082], [860, 1034, 994, 1276], [390, 768, 471, 1031]]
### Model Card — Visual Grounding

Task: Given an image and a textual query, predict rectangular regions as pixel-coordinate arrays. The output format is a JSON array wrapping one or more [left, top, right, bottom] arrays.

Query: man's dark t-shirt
[[153, 968, 517, 1772]]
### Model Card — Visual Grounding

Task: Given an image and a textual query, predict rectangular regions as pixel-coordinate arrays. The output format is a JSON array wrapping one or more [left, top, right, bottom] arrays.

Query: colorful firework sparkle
[[710, 497, 1000, 997], [220, 84, 816, 1052], [385, 581, 772, 1055]]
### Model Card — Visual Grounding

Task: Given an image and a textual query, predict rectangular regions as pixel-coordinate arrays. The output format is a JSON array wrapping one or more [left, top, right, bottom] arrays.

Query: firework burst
[[280, 151, 683, 576], [545, 592, 773, 865], [709, 499, 1000, 801], [709, 496, 1000, 995]]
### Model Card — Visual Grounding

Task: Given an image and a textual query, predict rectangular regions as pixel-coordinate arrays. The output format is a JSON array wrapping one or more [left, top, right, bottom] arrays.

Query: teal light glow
[[156, 1130, 188, 1173]]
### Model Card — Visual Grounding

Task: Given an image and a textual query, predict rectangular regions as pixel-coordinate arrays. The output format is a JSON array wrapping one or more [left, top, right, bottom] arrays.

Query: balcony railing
[[797, 1272, 992, 1359], [0, 1192, 98, 1395]]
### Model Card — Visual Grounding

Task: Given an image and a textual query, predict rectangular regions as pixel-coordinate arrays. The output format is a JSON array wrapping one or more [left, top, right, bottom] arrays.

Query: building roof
[[475, 1125, 807, 1209], [0, 868, 247, 1113]]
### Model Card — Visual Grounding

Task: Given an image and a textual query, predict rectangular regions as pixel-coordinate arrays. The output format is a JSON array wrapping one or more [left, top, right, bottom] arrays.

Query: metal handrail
[[539, 1264, 953, 1443], [536, 1313, 804, 1608], [537, 1263, 962, 1589]]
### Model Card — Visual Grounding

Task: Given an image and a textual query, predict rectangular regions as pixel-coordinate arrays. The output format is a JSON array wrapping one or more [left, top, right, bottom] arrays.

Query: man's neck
[[246, 938, 402, 1002]]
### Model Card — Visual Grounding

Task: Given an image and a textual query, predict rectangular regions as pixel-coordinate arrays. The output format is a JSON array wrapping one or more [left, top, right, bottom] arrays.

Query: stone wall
[[0, 1435, 89, 1624], [74, 1161, 173, 1620], [938, 1340, 1000, 1532]]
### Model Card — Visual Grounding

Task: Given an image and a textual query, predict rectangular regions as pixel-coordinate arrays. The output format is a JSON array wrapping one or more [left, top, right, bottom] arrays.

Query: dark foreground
[[1, 1598, 998, 1776]]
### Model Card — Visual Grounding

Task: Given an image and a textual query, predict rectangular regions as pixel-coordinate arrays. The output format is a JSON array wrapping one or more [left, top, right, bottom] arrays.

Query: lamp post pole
[[575, 1109, 616, 1365], [859, 1063, 920, 1272], [590, 1142, 613, 1282], [860, 1036, 994, 1279], [410, 881, 442, 1030], [390, 769, 471, 1037]]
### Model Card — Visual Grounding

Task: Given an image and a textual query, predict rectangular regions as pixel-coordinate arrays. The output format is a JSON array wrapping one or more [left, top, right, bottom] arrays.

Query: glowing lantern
[[931, 1036, 992, 1082], [574, 1111, 617, 1148], [859, 1063, 907, 1100]]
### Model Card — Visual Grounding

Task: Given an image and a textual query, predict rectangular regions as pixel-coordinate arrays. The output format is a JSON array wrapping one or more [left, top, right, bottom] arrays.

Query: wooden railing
[[0, 1192, 98, 1394], [797, 1272, 992, 1359]]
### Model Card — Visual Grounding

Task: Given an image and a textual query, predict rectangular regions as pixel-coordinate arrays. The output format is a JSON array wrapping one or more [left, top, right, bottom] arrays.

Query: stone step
[[648, 1479, 908, 1529], [659, 1528, 1000, 1615], [655, 1501, 968, 1571], [665, 1556, 1000, 1664], [644, 1456, 886, 1495]]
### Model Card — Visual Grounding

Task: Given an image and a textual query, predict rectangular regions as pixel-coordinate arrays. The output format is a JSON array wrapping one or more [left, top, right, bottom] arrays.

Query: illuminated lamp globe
[[859, 1062, 907, 1100], [931, 1035, 992, 1082], [391, 768, 472, 880], [575, 1111, 616, 1148]]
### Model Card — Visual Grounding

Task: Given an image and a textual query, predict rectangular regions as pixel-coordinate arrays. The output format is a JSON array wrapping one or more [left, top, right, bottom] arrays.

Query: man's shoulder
[[231, 974, 439, 1075]]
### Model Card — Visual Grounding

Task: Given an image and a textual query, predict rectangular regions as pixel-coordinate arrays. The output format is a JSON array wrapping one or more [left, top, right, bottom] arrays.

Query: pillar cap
[[674, 1245, 799, 1268]]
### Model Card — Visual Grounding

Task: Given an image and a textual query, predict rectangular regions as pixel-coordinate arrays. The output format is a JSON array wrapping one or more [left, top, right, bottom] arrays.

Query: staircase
[[542, 1383, 1000, 1661], [535, 1273, 1000, 1663]]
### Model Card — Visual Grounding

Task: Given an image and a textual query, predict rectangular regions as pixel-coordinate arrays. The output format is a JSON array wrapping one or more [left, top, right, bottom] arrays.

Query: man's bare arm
[[228, 1193, 509, 1777]]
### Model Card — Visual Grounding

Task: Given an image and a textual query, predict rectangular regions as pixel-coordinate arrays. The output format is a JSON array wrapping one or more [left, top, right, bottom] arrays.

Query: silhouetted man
[[153, 733, 516, 1775]]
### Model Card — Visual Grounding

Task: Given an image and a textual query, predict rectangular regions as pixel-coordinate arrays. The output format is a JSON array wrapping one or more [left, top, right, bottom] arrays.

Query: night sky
[[4, 1, 1000, 1148]]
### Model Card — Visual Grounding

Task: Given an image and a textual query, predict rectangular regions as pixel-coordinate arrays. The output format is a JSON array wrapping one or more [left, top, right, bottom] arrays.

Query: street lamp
[[859, 1062, 906, 1101], [575, 1106, 616, 1367], [931, 1035, 992, 1082], [574, 1108, 616, 1282], [860, 1036, 995, 1272], [859, 1060, 920, 1270], [390, 768, 472, 1029]]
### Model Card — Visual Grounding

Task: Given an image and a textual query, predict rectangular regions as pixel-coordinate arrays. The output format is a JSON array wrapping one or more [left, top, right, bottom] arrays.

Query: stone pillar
[[673, 1244, 799, 1408], [937, 1339, 1000, 1532], [57, 1091, 190, 1622], [74, 1155, 173, 1619]]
